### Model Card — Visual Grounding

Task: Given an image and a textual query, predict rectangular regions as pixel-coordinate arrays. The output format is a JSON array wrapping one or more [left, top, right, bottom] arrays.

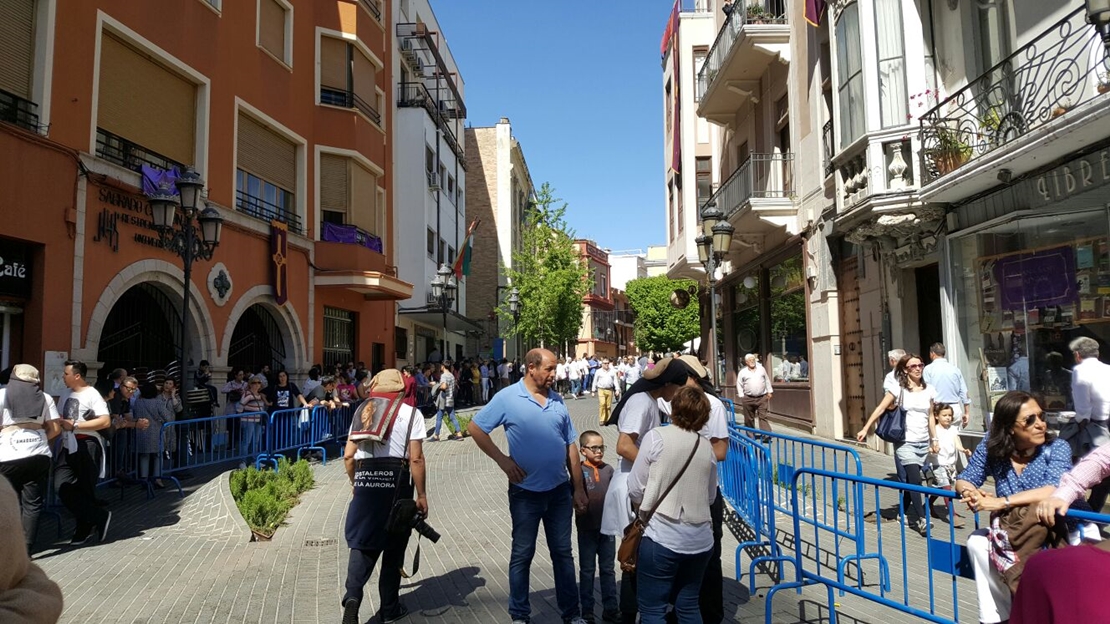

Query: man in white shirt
[[568, 356, 582, 398], [591, 360, 620, 425], [923, 343, 971, 428], [883, 349, 907, 396], [55, 360, 113, 545], [1070, 336, 1110, 511], [736, 354, 773, 432], [556, 358, 568, 396]]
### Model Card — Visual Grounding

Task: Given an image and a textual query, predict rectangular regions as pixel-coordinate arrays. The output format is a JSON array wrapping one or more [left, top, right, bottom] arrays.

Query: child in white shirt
[[928, 403, 971, 527]]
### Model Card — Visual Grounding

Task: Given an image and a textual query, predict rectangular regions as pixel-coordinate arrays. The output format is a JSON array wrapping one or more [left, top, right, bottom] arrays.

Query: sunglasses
[[906, 364, 924, 370], [1021, 412, 1046, 428]]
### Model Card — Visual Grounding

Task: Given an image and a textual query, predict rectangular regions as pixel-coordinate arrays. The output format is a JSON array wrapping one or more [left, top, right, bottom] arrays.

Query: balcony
[[398, 81, 466, 165], [316, 228, 411, 300], [0, 89, 40, 133], [918, 7, 1110, 202], [95, 128, 185, 174], [713, 153, 795, 219], [357, 0, 381, 21], [696, 1, 790, 125], [320, 85, 381, 125], [235, 189, 303, 235], [822, 120, 835, 177], [321, 221, 382, 253]]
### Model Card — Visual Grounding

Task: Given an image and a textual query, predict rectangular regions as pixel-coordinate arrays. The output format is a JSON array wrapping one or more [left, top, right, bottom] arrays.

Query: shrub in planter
[[230, 458, 315, 538]]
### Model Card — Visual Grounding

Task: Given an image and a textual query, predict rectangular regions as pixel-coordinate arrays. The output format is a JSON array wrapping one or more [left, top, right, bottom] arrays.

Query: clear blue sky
[[432, 0, 674, 253]]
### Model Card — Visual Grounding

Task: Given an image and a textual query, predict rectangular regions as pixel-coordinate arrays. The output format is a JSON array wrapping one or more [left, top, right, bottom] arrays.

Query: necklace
[[1012, 446, 1036, 460]]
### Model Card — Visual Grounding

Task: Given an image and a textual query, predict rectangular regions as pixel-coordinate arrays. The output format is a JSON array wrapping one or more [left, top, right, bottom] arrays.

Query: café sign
[[0, 239, 32, 298]]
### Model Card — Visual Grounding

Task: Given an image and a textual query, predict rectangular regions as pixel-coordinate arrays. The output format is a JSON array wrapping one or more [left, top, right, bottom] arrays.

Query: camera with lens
[[386, 498, 441, 543]]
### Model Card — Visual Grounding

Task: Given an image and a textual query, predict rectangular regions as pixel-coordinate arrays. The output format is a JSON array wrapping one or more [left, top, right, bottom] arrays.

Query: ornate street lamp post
[[1087, 0, 1110, 55], [696, 201, 734, 391], [508, 287, 521, 361], [430, 264, 457, 361], [147, 168, 223, 395]]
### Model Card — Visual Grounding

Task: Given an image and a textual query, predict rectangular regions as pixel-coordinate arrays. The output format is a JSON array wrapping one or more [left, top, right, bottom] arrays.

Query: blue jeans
[[637, 536, 711, 624], [571, 379, 581, 396], [434, 408, 458, 437], [578, 528, 618, 617], [240, 420, 261, 456], [507, 481, 580, 622]]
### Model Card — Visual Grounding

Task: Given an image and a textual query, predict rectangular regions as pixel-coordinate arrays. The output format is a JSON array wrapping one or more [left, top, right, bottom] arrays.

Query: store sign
[[993, 245, 1076, 309], [0, 240, 32, 298], [92, 186, 180, 253], [1032, 149, 1110, 205]]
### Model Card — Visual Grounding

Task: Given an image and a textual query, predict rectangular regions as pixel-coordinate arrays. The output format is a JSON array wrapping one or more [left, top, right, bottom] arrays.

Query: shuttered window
[[320, 36, 346, 91], [350, 163, 379, 235], [97, 33, 196, 165], [237, 112, 296, 192], [259, 0, 288, 62], [352, 48, 376, 108], [319, 153, 349, 217], [0, 0, 34, 99], [319, 36, 379, 120]]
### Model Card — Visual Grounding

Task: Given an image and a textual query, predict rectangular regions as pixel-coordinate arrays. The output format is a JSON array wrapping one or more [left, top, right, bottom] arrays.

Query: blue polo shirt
[[473, 380, 578, 492]]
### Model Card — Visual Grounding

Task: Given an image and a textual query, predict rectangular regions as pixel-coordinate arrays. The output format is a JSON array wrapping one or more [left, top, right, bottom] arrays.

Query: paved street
[[35, 396, 976, 623]]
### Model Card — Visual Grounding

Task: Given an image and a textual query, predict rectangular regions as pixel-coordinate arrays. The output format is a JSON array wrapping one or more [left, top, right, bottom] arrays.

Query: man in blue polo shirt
[[469, 348, 590, 624]]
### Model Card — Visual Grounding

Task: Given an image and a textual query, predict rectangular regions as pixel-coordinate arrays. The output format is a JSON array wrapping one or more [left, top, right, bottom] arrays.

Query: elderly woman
[[627, 386, 718, 624], [133, 383, 174, 488], [857, 353, 937, 535], [955, 391, 1073, 624]]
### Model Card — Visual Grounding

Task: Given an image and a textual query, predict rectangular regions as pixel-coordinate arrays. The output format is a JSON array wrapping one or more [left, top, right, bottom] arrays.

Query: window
[[668, 181, 675, 242], [394, 327, 408, 359], [425, 145, 435, 173], [320, 153, 349, 225], [665, 79, 673, 138], [439, 238, 446, 263], [696, 157, 712, 209], [427, 227, 435, 256], [236, 112, 298, 231], [875, 0, 907, 128], [0, 0, 35, 103], [320, 36, 380, 122], [349, 161, 381, 236], [448, 246, 455, 264], [97, 33, 197, 167], [322, 307, 355, 368], [836, 3, 864, 148], [258, 0, 291, 65], [692, 49, 706, 103], [447, 175, 456, 203]]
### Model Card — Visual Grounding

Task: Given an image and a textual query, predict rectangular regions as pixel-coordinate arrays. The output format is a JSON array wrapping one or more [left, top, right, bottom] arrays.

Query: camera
[[386, 498, 441, 543]]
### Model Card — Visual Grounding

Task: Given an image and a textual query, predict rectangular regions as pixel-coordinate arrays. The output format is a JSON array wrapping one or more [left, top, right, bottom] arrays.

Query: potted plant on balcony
[[746, 3, 766, 23], [926, 125, 972, 176], [1099, 72, 1110, 95]]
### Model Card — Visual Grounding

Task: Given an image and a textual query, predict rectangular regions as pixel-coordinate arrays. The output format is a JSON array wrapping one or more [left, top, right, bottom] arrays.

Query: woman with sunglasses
[[954, 391, 1073, 624], [856, 353, 937, 535]]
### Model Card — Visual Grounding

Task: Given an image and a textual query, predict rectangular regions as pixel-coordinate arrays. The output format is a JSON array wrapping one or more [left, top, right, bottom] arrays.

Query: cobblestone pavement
[[36, 397, 978, 623]]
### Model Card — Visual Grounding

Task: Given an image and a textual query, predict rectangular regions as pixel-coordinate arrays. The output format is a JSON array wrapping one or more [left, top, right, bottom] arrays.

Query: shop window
[[732, 275, 762, 371], [323, 306, 354, 368], [951, 210, 1110, 432], [768, 256, 808, 382]]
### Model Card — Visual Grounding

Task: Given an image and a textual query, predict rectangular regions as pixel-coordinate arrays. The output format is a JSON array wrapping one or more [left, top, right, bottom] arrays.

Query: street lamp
[[508, 287, 521, 361], [147, 167, 223, 395], [1087, 0, 1110, 55], [696, 201, 734, 390], [430, 264, 457, 360]]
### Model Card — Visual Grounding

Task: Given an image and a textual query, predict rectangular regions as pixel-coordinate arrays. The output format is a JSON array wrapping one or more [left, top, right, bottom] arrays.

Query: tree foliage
[[499, 183, 591, 351], [625, 275, 701, 353]]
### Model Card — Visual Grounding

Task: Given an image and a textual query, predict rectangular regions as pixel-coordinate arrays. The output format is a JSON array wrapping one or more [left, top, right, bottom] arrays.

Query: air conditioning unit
[[426, 170, 440, 190], [400, 39, 420, 68]]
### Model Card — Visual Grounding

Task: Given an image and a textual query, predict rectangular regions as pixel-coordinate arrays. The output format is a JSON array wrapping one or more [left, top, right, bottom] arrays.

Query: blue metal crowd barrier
[[157, 412, 270, 481]]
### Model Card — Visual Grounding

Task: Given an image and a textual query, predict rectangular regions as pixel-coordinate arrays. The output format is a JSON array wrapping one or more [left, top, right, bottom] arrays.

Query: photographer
[[341, 369, 429, 624]]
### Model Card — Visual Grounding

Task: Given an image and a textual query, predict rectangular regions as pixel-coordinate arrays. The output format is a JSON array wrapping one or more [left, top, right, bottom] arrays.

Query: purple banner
[[321, 222, 383, 253], [992, 245, 1077, 310], [141, 165, 180, 197]]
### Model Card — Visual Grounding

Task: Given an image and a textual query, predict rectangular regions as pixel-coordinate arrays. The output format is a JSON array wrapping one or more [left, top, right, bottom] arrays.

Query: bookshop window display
[[730, 254, 809, 382], [950, 210, 1110, 431]]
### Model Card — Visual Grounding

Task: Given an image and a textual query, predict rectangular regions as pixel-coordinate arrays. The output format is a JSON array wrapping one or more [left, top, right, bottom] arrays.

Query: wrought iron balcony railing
[[0, 88, 40, 133], [321, 85, 381, 125], [919, 7, 1109, 183], [235, 189, 303, 235], [822, 120, 835, 177], [697, 1, 788, 101], [358, 0, 381, 21], [95, 127, 186, 174], [398, 81, 466, 165], [321, 221, 383, 253], [709, 153, 794, 218]]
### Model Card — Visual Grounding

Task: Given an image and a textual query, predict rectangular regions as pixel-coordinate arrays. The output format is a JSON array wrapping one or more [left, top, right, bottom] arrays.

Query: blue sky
[[432, 0, 675, 253]]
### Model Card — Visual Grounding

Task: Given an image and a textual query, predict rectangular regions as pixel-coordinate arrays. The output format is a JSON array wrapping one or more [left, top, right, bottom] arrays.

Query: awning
[[398, 306, 485, 334], [315, 270, 414, 300]]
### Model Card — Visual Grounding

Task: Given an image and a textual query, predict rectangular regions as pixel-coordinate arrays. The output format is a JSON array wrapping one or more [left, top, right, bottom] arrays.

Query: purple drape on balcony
[[141, 164, 180, 197], [321, 221, 383, 253]]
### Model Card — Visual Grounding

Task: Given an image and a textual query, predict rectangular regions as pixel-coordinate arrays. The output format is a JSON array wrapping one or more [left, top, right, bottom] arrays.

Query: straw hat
[[12, 364, 40, 384]]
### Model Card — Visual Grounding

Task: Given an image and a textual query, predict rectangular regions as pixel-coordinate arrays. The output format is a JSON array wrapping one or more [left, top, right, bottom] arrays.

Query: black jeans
[[0, 454, 51, 552], [699, 490, 725, 624], [55, 437, 109, 532], [343, 539, 410, 617]]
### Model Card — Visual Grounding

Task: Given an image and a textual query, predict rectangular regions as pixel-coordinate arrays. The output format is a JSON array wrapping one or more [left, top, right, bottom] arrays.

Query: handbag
[[617, 434, 702, 573], [876, 388, 907, 443]]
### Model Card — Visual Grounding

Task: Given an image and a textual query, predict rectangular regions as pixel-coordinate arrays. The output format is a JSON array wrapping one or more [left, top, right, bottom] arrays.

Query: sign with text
[[0, 239, 32, 298], [92, 185, 180, 253]]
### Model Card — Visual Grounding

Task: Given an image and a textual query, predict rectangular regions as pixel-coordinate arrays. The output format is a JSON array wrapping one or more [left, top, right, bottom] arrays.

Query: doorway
[[915, 264, 943, 356]]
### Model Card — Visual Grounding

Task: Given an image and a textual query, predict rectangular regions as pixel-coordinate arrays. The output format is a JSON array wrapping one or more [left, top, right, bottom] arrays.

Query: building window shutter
[[352, 48, 376, 106], [0, 0, 34, 99], [320, 36, 346, 90], [259, 0, 286, 61], [320, 154, 349, 215], [349, 163, 378, 235], [237, 112, 296, 191], [97, 34, 196, 165]]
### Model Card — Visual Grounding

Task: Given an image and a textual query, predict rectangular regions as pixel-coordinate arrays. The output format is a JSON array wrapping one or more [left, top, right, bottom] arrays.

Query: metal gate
[[228, 304, 287, 373], [96, 283, 181, 387], [322, 306, 354, 368], [838, 256, 866, 435]]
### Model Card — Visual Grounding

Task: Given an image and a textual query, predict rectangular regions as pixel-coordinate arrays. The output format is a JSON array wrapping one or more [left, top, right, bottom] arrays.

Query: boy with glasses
[[577, 430, 619, 623]]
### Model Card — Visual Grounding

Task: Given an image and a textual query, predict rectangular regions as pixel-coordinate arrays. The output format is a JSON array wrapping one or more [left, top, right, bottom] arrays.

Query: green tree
[[625, 275, 701, 353], [498, 183, 591, 351]]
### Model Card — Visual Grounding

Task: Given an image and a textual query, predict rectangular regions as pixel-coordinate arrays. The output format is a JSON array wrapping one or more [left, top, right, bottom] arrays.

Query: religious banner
[[992, 245, 1076, 310], [271, 220, 289, 305]]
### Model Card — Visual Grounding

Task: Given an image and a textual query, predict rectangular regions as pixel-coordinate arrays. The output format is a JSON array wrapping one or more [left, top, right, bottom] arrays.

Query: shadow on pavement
[[402, 565, 487, 616]]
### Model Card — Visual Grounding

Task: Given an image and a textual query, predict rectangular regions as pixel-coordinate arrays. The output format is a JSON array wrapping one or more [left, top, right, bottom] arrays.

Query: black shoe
[[380, 603, 409, 623], [601, 611, 621, 624], [70, 525, 93, 546], [97, 511, 112, 543], [342, 598, 360, 624]]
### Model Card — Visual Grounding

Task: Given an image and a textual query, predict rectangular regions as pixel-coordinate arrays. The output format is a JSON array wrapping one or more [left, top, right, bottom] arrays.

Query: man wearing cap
[[0, 364, 63, 554], [469, 348, 590, 624], [341, 369, 429, 624]]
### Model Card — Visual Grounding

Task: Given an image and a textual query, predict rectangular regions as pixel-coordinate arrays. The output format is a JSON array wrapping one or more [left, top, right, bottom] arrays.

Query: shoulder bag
[[876, 388, 907, 443], [617, 433, 702, 572]]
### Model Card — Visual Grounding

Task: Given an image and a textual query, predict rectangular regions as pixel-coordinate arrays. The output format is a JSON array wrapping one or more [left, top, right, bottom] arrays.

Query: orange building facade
[[0, 0, 409, 388]]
